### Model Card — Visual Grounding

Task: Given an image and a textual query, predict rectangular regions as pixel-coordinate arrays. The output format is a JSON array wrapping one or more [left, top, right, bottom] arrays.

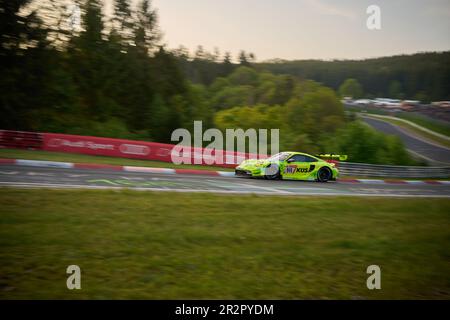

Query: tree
[[338, 78, 364, 99], [0, 1, 417, 164], [112, 0, 133, 46], [388, 80, 403, 99], [248, 52, 256, 63], [68, 0, 107, 118], [326, 121, 414, 165], [149, 94, 170, 141], [194, 45, 205, 60], [134, 0, 160, 54], [80, 0, 104, 48], [261, 52, 450, 101], [221, 51, 234, 76], [228, 66, 258, 86], [238, 50, 250, 66], [0, 0, 47, 56], [285, 87, 344, 137], [173, 45, 190, 59], [0, 0, 48, 130], [212, 47, 220, 62]]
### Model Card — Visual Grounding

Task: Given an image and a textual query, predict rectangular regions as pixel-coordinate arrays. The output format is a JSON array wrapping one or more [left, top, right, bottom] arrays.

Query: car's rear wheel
[[264, 164, 280, 180], [317, 167, 332, 182]]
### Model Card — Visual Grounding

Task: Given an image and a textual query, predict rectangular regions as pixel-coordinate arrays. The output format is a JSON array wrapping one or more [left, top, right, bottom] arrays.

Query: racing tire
[[264, 164, 280, 180], [317, 167, 332, 182]]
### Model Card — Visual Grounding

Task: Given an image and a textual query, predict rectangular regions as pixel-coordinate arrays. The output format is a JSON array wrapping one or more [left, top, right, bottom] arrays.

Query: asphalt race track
[[362, 116, 450, 165], [1, 165, 449, 198]]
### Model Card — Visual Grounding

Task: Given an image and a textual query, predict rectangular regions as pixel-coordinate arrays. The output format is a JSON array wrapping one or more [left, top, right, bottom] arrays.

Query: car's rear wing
[[316, 154, 348, 161]]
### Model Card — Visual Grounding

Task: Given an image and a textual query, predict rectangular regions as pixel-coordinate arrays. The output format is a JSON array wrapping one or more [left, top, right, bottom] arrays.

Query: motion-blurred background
[[1, 0, 449, 165], [0, 1, 449, 300]]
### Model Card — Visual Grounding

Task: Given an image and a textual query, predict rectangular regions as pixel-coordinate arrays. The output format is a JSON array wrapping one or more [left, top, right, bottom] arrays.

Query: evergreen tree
[[221, 51, 234, 76], [238, 50, 250, 66], [0, 0, 48, 129], [134, 0, 160, 54], [112, 0, 133, 47]]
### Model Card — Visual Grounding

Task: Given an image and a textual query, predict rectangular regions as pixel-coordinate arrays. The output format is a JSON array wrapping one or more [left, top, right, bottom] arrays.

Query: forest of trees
[[0, 0, 431, 165], [210, 67, 412, 164], [1, 0, 219, 141], [174, 49, 450, 103], [259, 53, 450, 102]]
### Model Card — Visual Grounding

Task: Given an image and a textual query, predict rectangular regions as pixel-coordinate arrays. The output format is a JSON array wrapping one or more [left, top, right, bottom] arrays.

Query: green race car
[[235, 152, 346, 182]]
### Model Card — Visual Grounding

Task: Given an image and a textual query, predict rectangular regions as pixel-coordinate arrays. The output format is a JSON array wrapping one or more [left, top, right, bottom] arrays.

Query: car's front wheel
[[264, 164, 280, 180], [317, 167, 332, 182]]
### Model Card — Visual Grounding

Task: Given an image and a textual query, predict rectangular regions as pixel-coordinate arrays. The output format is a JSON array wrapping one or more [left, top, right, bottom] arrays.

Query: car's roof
[[283, 151, 313, 156], [281, 151, 322, 160]]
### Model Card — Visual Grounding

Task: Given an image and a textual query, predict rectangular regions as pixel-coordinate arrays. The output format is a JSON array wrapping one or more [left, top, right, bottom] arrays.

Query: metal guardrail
[[2, 130, 449, 178], [338, 162, 450, 178]]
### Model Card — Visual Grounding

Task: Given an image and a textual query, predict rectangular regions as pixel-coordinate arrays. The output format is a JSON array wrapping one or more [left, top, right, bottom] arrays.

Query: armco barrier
[[338, 162, 450, 178], [1, 130, 449, 178], [2, 158, 450, 184]]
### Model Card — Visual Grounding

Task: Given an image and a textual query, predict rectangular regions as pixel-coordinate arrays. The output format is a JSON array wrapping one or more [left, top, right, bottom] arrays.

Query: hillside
[[258, 52, 450, 102]]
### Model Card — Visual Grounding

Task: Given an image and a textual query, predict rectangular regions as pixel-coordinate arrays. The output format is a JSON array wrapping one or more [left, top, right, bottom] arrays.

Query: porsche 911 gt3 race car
[[235, 152, 347, 182]]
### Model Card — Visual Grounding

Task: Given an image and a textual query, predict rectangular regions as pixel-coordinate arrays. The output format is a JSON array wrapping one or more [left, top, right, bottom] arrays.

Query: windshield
[[267, 152, 291, 162]]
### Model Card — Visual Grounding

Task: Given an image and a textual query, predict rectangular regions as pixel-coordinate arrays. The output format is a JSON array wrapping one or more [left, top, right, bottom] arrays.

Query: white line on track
[[15, 159, 74, 168], [67, 174, 89, 178], [0, 171, 18, 175], [123, 166, 176, 174], [356, 179, 386, 184], [120, 176, 145, 180], [26, 171, 54, 176], [233, 181, 291, 194], [217, 171, 235, 177], [2, 182, 448, 198]]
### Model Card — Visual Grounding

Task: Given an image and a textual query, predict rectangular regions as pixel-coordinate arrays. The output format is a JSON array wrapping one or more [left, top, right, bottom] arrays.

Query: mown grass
[[0, 148, 233, 171], [0, 188, 449, 299], [398, 113, 450, 138]]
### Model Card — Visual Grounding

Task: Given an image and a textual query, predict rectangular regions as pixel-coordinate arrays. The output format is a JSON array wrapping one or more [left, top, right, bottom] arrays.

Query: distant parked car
[[373, 98, 401, 108], [432, 101, 450, 108], [354, 99, 373, 105]]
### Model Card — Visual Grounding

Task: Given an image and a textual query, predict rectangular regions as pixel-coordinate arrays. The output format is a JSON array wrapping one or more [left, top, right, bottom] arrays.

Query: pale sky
[[105, 0, 450, 61]]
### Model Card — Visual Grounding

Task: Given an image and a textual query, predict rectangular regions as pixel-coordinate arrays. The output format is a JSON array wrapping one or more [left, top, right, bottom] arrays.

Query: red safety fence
[[0, 130, 267, 168], [0, 130, 43, 150]]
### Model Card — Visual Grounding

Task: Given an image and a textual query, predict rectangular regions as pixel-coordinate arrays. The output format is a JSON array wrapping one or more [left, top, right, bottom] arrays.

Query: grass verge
[[0, 148, 233, 171], [398, 113, 450, 138], [345, 105, 450, 138], [362, 115, 450, 149], [0, 188, 449, 299]]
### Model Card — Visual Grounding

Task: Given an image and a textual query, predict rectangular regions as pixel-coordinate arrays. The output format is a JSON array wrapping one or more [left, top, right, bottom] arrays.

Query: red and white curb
[[337, 178, 450, 185], [1, 158, 449, 185], [0, 158, 236, 177]]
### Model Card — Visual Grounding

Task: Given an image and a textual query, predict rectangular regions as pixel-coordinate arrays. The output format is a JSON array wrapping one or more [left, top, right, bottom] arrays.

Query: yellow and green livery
[[235, 152, 345, 182]]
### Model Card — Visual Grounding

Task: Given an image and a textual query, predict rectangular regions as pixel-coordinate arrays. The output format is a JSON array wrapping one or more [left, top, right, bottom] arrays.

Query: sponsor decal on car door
[[282, 155, 317, 180]]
